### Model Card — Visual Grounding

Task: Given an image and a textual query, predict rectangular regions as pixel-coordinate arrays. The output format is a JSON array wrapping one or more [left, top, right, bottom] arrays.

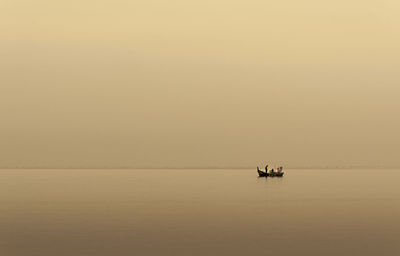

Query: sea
[[0, 169, 399, 256]]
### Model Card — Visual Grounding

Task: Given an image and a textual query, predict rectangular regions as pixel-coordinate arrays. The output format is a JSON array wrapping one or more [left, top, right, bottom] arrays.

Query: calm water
[[0, 169, 399, 256]]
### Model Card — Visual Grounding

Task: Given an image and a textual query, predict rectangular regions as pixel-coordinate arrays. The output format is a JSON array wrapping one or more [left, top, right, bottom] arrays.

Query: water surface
[[0, 169, 399, 255]]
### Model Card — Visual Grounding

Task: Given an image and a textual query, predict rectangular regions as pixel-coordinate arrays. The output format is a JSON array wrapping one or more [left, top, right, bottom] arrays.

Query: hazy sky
[[1, 0, 400, 168]]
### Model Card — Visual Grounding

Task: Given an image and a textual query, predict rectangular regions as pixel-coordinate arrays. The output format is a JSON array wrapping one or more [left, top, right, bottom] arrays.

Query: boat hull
[[257, 170, 284, 177], [269, 172, 284, 177], [257, 170, 268, 177]]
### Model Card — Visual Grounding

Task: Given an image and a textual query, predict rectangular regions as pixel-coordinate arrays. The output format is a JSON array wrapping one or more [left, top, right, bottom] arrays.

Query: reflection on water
[[0, 169, 399, 256]]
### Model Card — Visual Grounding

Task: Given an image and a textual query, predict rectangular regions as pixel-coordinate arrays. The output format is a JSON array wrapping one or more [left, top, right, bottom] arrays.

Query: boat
[[257, 166, 284, 177]]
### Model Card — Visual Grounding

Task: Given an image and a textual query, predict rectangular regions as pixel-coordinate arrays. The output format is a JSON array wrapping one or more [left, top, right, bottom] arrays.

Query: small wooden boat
[[257, 168, 284, 177]]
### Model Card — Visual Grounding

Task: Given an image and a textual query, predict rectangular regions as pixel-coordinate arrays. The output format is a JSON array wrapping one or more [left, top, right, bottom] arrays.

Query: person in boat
[[270, 168, 275, 174], [265, 165, 268, 172]]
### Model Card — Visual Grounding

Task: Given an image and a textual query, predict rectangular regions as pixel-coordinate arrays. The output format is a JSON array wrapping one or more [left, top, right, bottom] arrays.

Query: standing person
[[265, 165, 268, 172]]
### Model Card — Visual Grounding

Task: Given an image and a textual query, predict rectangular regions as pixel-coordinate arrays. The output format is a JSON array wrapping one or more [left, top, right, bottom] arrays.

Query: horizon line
[[1, 166, 399, 170]]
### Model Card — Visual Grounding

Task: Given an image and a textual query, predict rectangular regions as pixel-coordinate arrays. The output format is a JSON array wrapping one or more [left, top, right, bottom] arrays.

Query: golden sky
[[1, 0, 400, 168]]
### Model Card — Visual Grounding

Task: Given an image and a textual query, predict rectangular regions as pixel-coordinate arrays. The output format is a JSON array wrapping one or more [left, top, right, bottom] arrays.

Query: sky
[[1, 0, 400, 168]]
